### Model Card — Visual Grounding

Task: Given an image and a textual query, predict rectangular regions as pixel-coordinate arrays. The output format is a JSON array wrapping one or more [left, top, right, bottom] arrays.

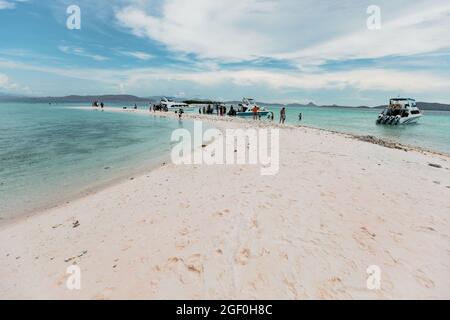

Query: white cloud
[[1, 58, 449, 94], [122, 68, 450, 93], [0, 72, 31, 94], [58, 46, 109, 61], [120, 51, 154, 60], [0, 73, 18, 90], [0, 0, 14, 9], [0, 73, 11, 87], [278, 2, 450, 67], [0, 0, 28, 10], [116, 0, 450, 66], [116, 0, 278, 61]]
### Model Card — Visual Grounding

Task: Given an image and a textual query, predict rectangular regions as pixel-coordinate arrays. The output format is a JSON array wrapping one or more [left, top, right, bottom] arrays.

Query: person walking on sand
[[280, 107, 286, 124], [179, 108, 184, 119]]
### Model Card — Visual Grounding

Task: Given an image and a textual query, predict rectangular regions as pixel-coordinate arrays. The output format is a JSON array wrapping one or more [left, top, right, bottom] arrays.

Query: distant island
[[1, 94, 449, 111], [0, 94, 152, 103]]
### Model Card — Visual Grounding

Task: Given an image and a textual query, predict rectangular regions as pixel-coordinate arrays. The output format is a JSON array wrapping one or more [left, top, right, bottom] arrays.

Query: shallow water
[[0, 103, 197, 219], [267, 106, 450, 154]]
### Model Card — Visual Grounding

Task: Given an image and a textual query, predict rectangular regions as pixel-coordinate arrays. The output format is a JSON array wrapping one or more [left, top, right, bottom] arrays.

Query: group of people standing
[[143, 101, 303, 125], [92, 101, 104, 109], [195, 104, 302, 125], [150, 104, 168, 112], [199, 104, 237, 117]]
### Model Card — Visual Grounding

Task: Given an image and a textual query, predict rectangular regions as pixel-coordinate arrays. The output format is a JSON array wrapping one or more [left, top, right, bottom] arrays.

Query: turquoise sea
[[0, 103, 197, 220], [0, 102, 449, 220], [274, 105, 450, 154]]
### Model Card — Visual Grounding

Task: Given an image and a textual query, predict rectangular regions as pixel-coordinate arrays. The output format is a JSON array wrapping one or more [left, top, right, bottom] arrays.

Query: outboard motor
[[388, 116, 396, 124], [394, 115, 401, 125], [376, 114, 383, 124]]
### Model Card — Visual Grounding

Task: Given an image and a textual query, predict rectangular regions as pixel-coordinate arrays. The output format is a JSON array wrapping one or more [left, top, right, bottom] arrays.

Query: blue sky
[[0, 0, 450, 105]]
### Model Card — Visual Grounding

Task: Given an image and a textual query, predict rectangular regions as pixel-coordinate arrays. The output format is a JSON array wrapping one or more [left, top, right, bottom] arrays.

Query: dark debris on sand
[[354, 135, 409, 151]]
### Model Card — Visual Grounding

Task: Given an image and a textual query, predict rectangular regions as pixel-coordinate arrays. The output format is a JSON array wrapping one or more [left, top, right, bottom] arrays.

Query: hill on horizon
[[0, 94, 449, 111]]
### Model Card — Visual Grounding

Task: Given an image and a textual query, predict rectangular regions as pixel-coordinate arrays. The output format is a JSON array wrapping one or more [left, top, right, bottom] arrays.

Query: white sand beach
[[0, 108, 449, 300]]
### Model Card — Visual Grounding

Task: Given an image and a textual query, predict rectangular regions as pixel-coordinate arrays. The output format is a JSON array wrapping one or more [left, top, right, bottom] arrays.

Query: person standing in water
[[280, 107, 286, 124], [298, 113, 302, 121]]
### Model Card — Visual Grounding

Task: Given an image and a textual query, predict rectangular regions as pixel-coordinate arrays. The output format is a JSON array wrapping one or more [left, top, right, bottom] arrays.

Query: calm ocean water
[[276, 106, 450, 154], [0, 102, 449, 219], [0, 103, 197, 219]]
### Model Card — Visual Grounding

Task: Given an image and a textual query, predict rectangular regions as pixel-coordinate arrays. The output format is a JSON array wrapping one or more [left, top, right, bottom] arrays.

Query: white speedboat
[[160, 97, 190, 110], [236, 98, 270, 117], [376, 98, 423, 125]]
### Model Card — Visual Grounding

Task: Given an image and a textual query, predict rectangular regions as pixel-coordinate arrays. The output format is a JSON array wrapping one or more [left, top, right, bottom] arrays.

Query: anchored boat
[[160, 97, 190, 111], [376, 98, 423, 125], [236, 98, 270, 117]]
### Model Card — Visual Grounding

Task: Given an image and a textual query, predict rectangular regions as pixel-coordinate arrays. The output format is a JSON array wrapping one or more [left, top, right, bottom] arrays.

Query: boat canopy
[[389, 98, 416, 108], [390, 98, 416, 101]]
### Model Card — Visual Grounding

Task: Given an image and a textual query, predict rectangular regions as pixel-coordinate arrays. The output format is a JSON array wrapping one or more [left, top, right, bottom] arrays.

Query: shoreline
[[71, 106, 450, 157], [1, 106, 449, 299], [1, 108, 232, 226], [0, 152, 172, 230], [0, 107, 222, 227]]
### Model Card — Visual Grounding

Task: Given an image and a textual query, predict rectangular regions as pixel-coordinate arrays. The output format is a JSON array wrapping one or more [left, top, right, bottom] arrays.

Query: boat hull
[[400, 115, 422, 124], [376, 114, 422, 125], [237, 111, 270, 117]]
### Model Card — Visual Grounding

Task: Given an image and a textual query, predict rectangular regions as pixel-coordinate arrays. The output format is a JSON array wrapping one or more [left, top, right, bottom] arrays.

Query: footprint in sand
[[413, 270, 435, 289], [412, 225, 436, 233], [175, 240, 189, 250], [214, 211, 224, 218], [283, 276, 299, 298], [250, 216, 259, 229], [235, 248, 251, 266], [185, 254, 204, 275], [360, 227, 376, 239], [94, 287, 116, 300], [157, 254, 204, 285], [352, 227, 377, 254], [179, 227, 190, 236]]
